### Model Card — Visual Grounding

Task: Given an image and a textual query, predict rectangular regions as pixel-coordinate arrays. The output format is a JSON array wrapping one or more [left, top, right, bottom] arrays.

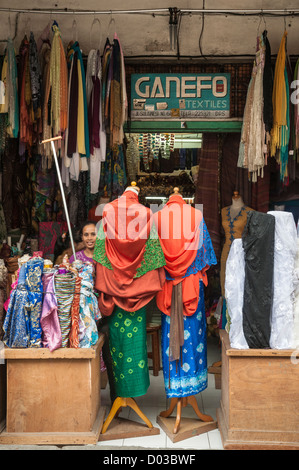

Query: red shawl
[[95, 189, 165, 315], [154, 195, 203, 317], [102, 190, 152, 285]]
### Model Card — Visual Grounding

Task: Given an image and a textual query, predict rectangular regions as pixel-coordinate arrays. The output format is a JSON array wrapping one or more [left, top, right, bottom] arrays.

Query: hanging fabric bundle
[[29, 31, 42, 144], [0, 37, 19, 139], [39, 40, 52, 167], [293, 55, 299, 162], [19, 35, 33, 153], [86, 44, 107, 194], [238, 32, 269, 181], [63, 40, 90, 187], [49, 23, 68, 141], [66, 41, 89, 159], [102, 34, 127, 147], [270, 31, 290, 182]]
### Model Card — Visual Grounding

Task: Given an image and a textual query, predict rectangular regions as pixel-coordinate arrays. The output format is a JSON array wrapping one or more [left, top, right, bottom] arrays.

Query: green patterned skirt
[[108, 306, 149, 398]]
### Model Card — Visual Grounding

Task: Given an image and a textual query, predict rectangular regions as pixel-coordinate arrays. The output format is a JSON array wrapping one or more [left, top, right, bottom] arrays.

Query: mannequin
[[155, 187, 217, 433], [93, 181, 166, 433], [220, 191, 254, 298]]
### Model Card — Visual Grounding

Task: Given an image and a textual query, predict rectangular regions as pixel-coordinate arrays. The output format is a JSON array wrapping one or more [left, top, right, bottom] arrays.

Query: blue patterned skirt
[[161, 281, 207, 398]]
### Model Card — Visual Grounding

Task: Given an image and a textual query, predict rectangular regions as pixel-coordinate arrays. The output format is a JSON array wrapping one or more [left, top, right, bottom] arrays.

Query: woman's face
[[82, 224, 97, 251]]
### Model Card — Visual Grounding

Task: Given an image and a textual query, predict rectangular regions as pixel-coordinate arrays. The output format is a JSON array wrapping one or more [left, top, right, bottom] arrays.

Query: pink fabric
[[40, 274, 62, 351], [4, 269, 20, 311]]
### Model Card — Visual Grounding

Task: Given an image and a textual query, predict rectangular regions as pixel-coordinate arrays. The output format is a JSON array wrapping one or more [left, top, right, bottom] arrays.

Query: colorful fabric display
[[94, 186, 165, 398], [54, 271, 76, 347], [154, 196, 216, 398], [40, 271, 62, 351], [78, 262, 100, 348], [3, 257, 44, 348]]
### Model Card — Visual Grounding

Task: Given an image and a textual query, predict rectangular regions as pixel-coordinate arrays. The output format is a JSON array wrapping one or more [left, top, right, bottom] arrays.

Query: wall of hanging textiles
[[2, 254, 100, 350], [238, 29, 299, 186], [0, 20, 128, 236]]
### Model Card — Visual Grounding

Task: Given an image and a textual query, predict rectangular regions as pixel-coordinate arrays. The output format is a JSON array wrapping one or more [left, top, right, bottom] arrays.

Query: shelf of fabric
[[217, 330, 299, 450], [0, 334, 106, 445]]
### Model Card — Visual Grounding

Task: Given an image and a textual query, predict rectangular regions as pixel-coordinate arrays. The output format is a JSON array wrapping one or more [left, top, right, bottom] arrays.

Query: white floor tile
[[99, 336, 223, 450], [208, 429, 224, 450], [166, 432, 210, 450]]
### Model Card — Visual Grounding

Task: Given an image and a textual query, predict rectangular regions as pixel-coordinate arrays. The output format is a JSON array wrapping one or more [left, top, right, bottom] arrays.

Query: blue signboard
[[131, 73, 230, 120]]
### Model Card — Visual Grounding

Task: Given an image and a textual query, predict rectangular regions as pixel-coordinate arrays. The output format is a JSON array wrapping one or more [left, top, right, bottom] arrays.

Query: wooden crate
[[0, 335, 106, 445], [217, 330, 299, 450], [0, 361, 6, 432]]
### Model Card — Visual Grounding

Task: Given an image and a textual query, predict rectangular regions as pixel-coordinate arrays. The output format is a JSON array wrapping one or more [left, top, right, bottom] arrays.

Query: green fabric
[[108, 306, 149, 398], [93, 221, 166, 277]]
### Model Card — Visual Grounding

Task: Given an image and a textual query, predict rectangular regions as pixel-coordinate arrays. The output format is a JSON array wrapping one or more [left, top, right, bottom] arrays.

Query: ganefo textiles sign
[[131, 73, 230, 120]]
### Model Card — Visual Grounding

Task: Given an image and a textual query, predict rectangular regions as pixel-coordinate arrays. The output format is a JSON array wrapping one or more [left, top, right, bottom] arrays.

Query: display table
[[0, 334, 106, 445], [217, 330, 299, 450]]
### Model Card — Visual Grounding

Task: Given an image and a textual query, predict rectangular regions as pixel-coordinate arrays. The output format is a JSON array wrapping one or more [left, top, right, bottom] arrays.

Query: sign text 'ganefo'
[[131, 73, 230, 119]]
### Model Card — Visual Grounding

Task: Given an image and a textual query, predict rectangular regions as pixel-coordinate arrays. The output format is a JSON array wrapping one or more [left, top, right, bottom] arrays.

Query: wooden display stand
[[157, 396, 217, 443], [217, 330, 299, 450], [0, 360, 6, 433], [0, 335, 106, 445]]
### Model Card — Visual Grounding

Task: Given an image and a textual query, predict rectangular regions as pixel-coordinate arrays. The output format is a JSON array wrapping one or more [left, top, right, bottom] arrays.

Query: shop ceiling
[[1, 1, 299, 61]]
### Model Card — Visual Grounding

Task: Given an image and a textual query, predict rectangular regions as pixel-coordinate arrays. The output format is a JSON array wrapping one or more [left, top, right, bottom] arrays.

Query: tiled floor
[[98, 335, 224, 450]]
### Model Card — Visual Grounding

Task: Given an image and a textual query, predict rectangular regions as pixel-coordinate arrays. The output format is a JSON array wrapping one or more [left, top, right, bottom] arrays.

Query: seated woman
[[69, 221, 97, 264]]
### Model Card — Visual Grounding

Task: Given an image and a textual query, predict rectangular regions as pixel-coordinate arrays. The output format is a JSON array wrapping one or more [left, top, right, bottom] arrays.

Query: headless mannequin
[[158, 187, 213, 434], [229, 191, 245, 219], [101, 182, 154, 434]]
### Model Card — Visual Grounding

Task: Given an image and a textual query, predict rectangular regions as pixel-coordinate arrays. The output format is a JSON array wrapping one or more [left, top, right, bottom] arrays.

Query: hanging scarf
[[6, 38, 19, 138], [66, 41, 89, 157], [29, 31, 42, 119], [102, 39, 112, 135], [271, 31, 290, 181], [50, 24, 68, 137], [19, 36, 33, 148], [40, 42, 52, 167]]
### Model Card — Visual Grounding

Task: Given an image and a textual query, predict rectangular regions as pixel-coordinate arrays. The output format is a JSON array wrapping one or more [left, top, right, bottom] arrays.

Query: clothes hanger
[[89, 15, 102, 51], [107, 13, 116, 42], [72, 12, 78, 43]]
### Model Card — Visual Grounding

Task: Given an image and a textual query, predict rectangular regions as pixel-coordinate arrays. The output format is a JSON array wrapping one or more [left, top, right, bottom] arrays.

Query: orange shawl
[[154, 195, 204, 317]]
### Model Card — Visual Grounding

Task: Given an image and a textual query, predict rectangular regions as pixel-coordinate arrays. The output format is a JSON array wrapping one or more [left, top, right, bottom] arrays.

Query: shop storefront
[[0, 5, 298, 450]]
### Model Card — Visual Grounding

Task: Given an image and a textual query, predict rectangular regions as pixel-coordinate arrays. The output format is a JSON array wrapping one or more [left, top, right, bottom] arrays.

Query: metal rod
[[0, 8, 170, 15], [0, 7, 298, 15], [41, 136, 76, 262]]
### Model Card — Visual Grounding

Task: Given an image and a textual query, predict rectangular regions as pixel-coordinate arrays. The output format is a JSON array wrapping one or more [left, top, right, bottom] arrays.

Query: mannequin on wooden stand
[[155, 187, 217, 435], [94, 182, 166, 435]]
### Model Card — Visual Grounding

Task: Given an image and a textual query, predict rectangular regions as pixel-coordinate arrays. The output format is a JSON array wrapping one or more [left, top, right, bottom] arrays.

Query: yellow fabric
[[0, 55, 8, 114], [77, 59, 86, 155], [271, 31, 287, 157]]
